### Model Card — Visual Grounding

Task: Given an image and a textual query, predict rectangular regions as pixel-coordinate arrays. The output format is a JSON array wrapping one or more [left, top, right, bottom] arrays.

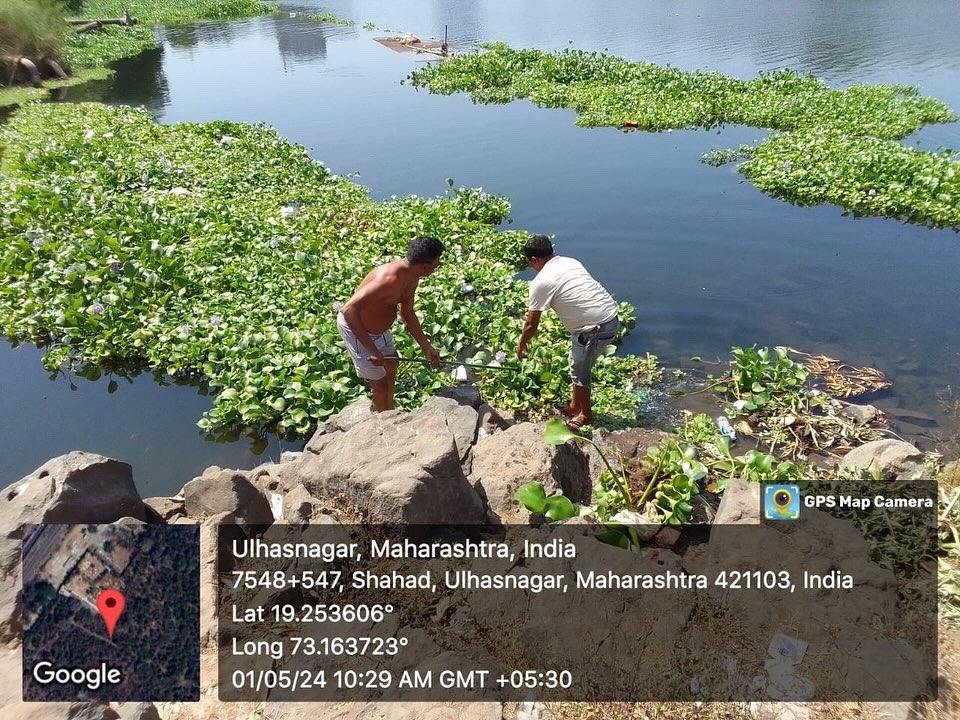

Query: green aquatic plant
[[408, 43, 959, 228], [719, 345, 809, 415], [676, 412, 722, 445], [0, 68, 111, 108], [742, 130, 960, 228], [514, 480, 577, 522], [60, 25, 157, 68], [0, 103, 653, 434], [309, 13, 354, 27], [363, 22, 376, 31], [71, 0, 277, 25]]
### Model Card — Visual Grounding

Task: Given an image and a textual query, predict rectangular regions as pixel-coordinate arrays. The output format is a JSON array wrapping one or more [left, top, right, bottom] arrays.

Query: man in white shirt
[[516, 235, 620, 430]]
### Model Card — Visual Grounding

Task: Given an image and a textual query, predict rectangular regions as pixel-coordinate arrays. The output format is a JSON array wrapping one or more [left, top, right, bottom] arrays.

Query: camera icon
[[764, 484, 800, 520]]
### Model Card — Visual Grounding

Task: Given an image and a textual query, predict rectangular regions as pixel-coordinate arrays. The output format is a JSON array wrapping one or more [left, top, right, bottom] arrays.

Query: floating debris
[[791, 349, 892, 397]]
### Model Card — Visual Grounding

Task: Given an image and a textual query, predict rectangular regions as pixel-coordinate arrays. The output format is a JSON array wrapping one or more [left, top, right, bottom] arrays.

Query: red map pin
[[96, 588, 126, 640]]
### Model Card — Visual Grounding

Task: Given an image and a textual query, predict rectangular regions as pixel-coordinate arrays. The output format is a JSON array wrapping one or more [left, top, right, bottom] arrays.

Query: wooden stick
[[74, 21, 104, 34]]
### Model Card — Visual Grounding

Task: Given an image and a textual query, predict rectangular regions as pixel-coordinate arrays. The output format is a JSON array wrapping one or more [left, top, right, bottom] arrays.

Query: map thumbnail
[[21, 523, 200, 701]]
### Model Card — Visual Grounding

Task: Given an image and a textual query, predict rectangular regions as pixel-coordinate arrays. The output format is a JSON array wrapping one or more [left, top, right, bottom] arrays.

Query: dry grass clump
[[0, 0, 64, 62]]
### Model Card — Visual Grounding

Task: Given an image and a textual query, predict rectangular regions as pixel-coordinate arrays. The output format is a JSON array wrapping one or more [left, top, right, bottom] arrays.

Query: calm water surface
[[3, 0, 959, 495]]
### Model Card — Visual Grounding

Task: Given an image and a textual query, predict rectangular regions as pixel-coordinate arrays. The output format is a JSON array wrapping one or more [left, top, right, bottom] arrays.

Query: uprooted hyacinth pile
[[408, 43, 959, 228], [0, 103, 657, 435]]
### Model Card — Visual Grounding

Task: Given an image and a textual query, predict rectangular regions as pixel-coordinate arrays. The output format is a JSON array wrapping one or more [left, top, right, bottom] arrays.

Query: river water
[[2, 0, 959, 495]]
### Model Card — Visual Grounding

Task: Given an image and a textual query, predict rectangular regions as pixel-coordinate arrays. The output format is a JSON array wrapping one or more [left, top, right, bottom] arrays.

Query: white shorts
[[337, 312, 395, 381]]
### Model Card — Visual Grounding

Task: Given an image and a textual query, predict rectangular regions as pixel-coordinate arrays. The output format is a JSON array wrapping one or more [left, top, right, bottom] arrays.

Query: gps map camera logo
[[765, 484, 800, 520]]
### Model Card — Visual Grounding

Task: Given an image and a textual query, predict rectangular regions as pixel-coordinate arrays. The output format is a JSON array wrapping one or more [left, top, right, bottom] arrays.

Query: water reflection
[[50, 46, 170, 114], [272, 14, 331, 67], [165, 24, 200, 51]]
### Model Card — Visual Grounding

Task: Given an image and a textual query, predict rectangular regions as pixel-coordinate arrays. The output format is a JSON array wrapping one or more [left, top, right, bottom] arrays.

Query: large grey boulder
[[281, 485, 338, 525], [413, 396, 479, 462], [142, 496, 184, 522], [477, 403, 512, 437], [296, 411, 487, 524], [181, 469, 273, 525], [1, 452, 144, 527], [686, 502, 929, 701], [840, 439, 925, 481], [469, 422, 590, 523], [713, 478, 761, 525], [0, 453, 145, 644], [304, 398, 376, 453], [434, 384, 482, 409]]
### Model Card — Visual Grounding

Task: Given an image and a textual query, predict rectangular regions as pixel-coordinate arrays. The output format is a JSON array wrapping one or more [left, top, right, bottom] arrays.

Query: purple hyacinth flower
[[210, 315, 222, 327], [180, 324, 191, 336], [333, 300, 343, 312], [495, 350, 507, 364], [783, 160, 792, 171], [32, 237, 44, 249], [109, 261, 121, 275], [90, 303, 105, 315]]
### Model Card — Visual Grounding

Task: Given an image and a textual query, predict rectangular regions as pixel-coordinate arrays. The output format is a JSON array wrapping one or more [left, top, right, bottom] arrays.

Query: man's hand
[[368, 348, 386, 367], [422, 344, 442, 369], [517, 310, 540, 360]]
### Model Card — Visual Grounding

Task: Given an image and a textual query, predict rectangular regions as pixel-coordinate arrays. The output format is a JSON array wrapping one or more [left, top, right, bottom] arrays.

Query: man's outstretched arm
[[517, 310, 541, 359], [399, 288, 441, 367]]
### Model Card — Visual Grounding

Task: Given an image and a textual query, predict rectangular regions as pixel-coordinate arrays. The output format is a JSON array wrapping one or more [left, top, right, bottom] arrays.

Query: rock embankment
[[0, 391, 941, 720]]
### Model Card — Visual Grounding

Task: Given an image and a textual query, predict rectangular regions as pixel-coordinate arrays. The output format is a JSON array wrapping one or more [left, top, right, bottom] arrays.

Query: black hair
[[523, 234, 554, 259], [407, 236, 444, 265]]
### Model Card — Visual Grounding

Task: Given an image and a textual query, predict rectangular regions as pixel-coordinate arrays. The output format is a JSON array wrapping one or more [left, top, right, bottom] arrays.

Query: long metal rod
[[389, 356, 519, 372]]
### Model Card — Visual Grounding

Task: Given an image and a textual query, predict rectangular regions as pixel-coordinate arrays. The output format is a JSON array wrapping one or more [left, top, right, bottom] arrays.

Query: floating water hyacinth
[[868, 188, 877, 196], [495, 350, 507, 364], [280, 204, 301, 219], [0, 103, 654, 434], [291, 235, 302, 246], [32, 238, 44, 249], [108, 261, 121, 275], [269, 238, 280, 248], [410, 43, 959, 228], [89, 303, 105, 315]]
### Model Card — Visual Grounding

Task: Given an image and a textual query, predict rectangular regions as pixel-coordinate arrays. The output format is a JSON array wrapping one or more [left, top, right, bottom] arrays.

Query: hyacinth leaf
[[543, 417, 576, 445], [514, 481, 547, 514], [543, 495, 577, 522]]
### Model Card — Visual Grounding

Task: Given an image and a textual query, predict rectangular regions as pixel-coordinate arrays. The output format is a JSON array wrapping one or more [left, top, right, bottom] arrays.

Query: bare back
[[341, 261, 419, 334]]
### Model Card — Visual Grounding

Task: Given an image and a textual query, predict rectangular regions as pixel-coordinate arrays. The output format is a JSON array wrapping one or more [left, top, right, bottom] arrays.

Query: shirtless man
[[337, 236, 444, 411]]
